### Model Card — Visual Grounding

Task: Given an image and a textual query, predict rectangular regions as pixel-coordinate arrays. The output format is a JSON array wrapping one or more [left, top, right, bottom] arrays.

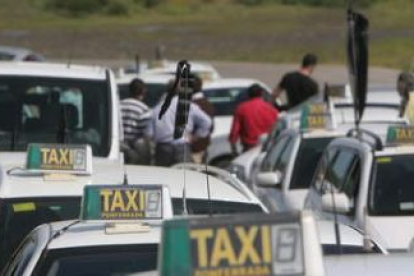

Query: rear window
[[203, 86, 270, 116], [34, 244, 158, 276], [172, 198, 264, 215], [118, 83, 166, 107]]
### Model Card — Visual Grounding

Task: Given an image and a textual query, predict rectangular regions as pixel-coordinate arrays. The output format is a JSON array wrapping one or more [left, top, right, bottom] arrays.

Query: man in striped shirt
[[120, 78, 152, 164]]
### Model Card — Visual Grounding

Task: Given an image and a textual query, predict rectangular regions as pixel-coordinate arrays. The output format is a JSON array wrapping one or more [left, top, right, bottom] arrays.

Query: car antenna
[[362, 206, 373, 252], [135, 54, 141, 74], [327, 156, 342, 254]]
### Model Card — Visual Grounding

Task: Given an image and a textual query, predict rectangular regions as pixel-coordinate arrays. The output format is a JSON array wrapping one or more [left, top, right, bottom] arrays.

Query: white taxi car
[[2, 185, 170, 275], [305, 125, 414, 251], [0, 61, 122, 161], [0, 143, 266, 269]]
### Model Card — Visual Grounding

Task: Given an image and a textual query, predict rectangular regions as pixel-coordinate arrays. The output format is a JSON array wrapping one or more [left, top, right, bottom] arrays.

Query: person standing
[[397, 72, 414, 122], [229, 84, 279, 155], [190, 75, 215, 164], [272, 53, 319, 110], [120, 78, 151, 165], [148, 82, 212, 167]]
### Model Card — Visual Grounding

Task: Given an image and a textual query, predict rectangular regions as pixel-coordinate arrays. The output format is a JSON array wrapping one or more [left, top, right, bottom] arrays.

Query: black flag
[[347, 9, 369, 125], [173, 63, 193, 139], [157, 60, 193, 140]]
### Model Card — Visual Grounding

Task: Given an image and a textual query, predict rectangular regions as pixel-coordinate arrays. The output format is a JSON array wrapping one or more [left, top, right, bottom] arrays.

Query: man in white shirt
[[148, 83, 212, 167]]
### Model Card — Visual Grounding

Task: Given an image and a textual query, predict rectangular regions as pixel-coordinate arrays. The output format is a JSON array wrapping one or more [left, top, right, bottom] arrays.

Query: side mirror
[[256, 171, 282, 187], [321, 193, 350, 214]]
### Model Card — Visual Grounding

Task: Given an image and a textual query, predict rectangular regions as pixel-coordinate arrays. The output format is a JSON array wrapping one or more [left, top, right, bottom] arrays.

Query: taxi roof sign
[[26, 143, 92, 175], [386, 126, 414, 146], [159, 212, 325, 276], [81, 185, 172, 221], [300, 103, 335, 131]]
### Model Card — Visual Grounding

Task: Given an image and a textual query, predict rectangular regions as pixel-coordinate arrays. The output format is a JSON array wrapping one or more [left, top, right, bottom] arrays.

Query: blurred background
[[0, 0, 413, 69]]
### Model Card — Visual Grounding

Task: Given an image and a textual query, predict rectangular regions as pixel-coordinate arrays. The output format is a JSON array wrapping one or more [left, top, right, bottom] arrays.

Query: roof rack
[[346, 128, 383, 150], [172, 163, 257, 202]]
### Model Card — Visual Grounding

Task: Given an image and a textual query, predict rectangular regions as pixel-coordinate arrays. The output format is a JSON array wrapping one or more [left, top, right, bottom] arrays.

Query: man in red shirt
[[229, 84, 279, 155]]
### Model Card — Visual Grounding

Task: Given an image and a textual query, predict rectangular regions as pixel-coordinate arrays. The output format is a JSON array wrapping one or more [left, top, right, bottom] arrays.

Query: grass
[[0, 0, 413, 68]]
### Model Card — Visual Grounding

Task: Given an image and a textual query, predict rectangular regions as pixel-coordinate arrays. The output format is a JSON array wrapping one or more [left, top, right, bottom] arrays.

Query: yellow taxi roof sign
[[81, 185, 172, 221], [386, 125, 414, 146], [300, 103, 334, 130], [159, 212, 325, 276], [26, 143, 92, 175]]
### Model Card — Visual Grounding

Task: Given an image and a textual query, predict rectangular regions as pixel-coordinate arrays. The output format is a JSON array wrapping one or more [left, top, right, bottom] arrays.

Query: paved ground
[[69, 59, 400, 88]]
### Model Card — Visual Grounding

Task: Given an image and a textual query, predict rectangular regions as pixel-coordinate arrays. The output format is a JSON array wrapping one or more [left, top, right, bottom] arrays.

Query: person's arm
[[272, 85, 283, 101], [229, 108, 241, 156], [191, 104, 212, 138]]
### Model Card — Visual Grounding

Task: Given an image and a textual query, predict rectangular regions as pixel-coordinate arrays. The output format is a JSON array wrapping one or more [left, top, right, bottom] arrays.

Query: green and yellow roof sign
[[300, 103, 332, 130], [159, 213, 305, 276], [26, 143, 92, 174], [81, 185, 164, 221], [386, 126, 414, 146]]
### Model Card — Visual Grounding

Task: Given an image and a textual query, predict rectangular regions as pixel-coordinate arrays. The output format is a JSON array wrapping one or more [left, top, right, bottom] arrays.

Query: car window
[[370, 154, 414, 216], [313, 149, 337, 193], [118, 83, 167, 107], [33, 244, 158, 276], [0, 77, 110, 156], [172, 199, 264, 215], [290, 137, 335, 190], [3, 234, 37, 276], [322, 150, 356, 194], [203, 85, 269, 116], [342, 159, 361, 208], [260, 135, 290, 172]]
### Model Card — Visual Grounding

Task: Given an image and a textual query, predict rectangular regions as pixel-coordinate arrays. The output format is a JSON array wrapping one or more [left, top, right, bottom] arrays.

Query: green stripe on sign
[[160, 219, 191, 276]]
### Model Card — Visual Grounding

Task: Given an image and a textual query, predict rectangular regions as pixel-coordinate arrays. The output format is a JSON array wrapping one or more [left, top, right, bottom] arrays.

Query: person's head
[[301, 53, 318, 74], [248, 84, 263, 99], [397, 72, 414, 100], [192, 74, 203, 93], [129, 78, 146, 100]]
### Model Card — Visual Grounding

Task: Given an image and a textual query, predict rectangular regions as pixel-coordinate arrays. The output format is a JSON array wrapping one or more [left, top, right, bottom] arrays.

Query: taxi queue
[[1, 60, 414, 276]]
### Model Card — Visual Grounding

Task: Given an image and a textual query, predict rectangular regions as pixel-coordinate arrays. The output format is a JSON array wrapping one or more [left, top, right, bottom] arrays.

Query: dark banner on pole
[[347, 9, 369, 124]]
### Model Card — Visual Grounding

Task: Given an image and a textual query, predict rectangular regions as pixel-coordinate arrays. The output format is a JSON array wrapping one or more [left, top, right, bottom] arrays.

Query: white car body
[[305, 136, 414, 251], [2, 220, 162, 275], [117, 60, 221, 82]]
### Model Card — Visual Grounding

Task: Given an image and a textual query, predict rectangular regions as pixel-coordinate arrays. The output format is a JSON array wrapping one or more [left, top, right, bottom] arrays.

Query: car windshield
[[118, 83, 166, 107], [0, 197, 80, 268], [0, 76, 110, 156], [370, 154, 414, 216], [290, 137, 335, 189], [35, 244, 158, 276], [172, 198, 263, 215], [203, 86, 270, 116]]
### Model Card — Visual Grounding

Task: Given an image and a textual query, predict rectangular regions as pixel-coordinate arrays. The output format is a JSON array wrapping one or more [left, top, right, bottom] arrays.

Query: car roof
[[0, 61, 107, 80], [203, 78, 270, 91], [45, 221, 161, 250], [0, 154, 257, 204]]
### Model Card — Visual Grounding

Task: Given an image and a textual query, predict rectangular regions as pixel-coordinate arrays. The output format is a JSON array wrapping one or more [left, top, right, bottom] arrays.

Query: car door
[[255, 133, 297, 211]]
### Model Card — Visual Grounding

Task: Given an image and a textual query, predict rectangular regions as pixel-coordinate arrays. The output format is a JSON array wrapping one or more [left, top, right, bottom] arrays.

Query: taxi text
[[190, 225, 272, 276]]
